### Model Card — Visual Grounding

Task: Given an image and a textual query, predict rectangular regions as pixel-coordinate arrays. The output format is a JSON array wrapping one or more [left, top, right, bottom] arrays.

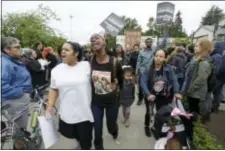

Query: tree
[[106, 35, 116, 51], [173, 10, 183, 37], [2, 4, 66, 50], [144, 11, 188, 38], [144, 17, 157, 36], [201, 5, 225, 39], [119, 16, 142, 35]]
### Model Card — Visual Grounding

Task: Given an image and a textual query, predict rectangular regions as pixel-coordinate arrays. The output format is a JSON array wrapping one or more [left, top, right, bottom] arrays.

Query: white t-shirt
[[50, 61, 94, 124]]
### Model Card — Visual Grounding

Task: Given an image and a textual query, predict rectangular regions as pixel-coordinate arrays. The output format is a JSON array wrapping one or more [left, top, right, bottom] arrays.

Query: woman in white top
[[46, 42, 94, 149]]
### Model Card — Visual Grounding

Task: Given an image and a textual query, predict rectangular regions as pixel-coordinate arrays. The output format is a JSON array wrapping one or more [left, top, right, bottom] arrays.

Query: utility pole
[[70, 15, 74, 41]]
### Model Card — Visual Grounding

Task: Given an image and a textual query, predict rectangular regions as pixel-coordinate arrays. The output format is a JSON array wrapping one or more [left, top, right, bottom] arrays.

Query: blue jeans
[[91, 103, 119, 149]]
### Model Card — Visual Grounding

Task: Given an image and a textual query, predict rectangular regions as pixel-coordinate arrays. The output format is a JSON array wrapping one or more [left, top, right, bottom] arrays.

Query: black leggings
[[144, 96, 172, 127]]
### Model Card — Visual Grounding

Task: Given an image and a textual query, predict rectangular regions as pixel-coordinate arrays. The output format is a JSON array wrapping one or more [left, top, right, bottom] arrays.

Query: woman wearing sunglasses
[[1, 37, 33, 140]]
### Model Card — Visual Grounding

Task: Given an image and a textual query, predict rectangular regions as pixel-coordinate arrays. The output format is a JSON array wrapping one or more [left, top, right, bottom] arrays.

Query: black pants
[[144, 98, 153, 127], [212, 81, 223, 111], [178, 77, 184, 90], [58, 119, 93, 149], [187, 97, 200, 114], [138, 77, 144, 102], [185, 97, 201, 141], [91, 103, 119, 149]]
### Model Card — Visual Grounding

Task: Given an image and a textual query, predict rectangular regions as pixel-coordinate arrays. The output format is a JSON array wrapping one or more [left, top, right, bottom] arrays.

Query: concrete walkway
[[49, 102, 155, 149]]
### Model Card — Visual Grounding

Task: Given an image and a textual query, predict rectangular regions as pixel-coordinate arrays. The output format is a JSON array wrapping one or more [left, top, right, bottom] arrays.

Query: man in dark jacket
[[129, 44, 140, 72], [214, 41, 225, 55], [129, 44, 143, 105], [212, 51, 225, 112], [217, 52, 225, 84]]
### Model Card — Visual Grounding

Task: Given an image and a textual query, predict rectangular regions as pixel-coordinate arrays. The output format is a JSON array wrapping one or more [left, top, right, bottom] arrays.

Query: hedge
[[193, 120, 225, 150]]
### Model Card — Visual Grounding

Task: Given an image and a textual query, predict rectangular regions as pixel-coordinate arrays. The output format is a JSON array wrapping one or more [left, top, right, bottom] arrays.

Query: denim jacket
[[136, 35, 168, 74], [2, 53, 33, 101], [140, 65, 180, 97]]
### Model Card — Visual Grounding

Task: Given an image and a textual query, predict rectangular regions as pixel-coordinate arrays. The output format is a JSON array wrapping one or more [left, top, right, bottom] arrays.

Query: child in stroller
[[153, 99, 193, 149]]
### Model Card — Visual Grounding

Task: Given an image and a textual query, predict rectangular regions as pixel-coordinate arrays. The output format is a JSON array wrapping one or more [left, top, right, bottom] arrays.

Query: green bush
[[193, 120, 225, 150]]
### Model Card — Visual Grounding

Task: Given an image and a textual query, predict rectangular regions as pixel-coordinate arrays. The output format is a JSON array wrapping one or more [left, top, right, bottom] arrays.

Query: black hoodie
[[25, 58, 47, 88]]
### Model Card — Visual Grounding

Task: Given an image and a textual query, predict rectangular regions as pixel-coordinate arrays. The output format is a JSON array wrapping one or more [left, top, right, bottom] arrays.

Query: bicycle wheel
[[32, 133, 42, 149], [13, 136, 30, 149]]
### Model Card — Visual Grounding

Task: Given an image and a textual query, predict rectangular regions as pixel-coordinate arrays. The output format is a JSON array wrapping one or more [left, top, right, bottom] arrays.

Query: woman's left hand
[[175, 93, 183, 100]]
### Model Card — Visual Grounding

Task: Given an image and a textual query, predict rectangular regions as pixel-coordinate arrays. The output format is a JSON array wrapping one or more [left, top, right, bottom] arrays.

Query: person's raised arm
[[156, 24, 169, 50]]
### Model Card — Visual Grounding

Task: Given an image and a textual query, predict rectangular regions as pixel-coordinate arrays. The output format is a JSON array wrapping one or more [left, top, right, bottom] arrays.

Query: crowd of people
[[1, 25, 225, 149]]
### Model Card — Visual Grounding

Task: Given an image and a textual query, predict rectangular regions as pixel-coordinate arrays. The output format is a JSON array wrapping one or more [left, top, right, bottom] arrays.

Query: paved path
[[49, 103, 155, 149]]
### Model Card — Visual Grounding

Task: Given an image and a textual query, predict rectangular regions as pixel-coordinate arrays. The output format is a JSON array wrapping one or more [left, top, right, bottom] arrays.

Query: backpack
[[207, 58, 217, 92], [169, 53, 187, 77]]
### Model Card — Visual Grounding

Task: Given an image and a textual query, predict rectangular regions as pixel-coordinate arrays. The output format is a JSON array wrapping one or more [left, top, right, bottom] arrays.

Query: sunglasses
[[11, 45, 21, 49]]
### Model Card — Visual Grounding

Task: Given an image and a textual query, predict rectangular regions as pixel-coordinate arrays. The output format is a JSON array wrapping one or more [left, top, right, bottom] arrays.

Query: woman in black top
[[90, 33, 123, 149], [22, 48, 47, 88]]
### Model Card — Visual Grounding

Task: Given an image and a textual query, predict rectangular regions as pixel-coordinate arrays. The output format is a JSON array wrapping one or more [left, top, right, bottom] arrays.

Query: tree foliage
[[193, 120, 225, 150], [2, 4, 66, 51], [105, 15, 142, 50], [106, 35, 116, 51], [119, 16, 142, 35], [201, 5, 224, 26], [144, 10, 187, 38], [201, 5, 225, 39]]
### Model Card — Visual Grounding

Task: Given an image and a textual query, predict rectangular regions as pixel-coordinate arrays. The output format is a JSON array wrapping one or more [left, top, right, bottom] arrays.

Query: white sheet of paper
[[38, 116, 59, 149]]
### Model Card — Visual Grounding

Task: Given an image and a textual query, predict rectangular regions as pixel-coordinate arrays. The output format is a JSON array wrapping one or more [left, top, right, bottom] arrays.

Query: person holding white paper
[[46, 41, 94, 150]]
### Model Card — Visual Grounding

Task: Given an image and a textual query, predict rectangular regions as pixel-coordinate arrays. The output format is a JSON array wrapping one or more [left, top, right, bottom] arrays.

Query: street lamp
[[70, 15, 74, 41]]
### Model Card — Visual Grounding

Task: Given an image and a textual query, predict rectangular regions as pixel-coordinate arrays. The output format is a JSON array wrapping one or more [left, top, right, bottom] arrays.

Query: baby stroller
[[153, 99, 192, 150]]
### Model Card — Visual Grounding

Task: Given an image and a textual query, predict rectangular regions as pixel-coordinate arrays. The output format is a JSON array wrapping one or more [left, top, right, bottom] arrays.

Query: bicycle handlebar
[[34, 83, 49, 92], [1, 104, 11, 111]]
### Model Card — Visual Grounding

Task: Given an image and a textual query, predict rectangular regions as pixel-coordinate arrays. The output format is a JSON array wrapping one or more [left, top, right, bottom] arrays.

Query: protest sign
[[156, 2, 175, 24], [100, 13, 126, 36]]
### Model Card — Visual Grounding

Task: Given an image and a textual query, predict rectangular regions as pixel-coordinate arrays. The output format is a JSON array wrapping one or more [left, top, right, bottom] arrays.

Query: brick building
[[124, 30, 141, 51]]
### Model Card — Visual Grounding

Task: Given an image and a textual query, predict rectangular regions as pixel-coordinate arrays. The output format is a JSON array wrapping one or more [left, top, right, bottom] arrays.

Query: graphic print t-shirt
[[152, 69, 166, 96], [91, 57, 117, 104], [92, 70, 113, 94]]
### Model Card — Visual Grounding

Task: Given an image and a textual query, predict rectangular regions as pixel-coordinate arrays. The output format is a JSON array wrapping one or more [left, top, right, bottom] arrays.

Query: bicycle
[[1, 84, 57, 149]]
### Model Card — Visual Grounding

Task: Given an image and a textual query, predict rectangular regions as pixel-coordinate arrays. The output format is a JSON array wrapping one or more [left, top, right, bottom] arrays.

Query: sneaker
[[151, 127, 158, 140], [145, 126, 151, 137], [125, 120, 130, 127], [137, 101, 142, 106], [114, 138, 120, 145], [95, 146, 104, 150]]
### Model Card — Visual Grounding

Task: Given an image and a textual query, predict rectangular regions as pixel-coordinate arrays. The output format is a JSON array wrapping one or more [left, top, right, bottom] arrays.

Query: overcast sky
[[2, 1, 225, 44]]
